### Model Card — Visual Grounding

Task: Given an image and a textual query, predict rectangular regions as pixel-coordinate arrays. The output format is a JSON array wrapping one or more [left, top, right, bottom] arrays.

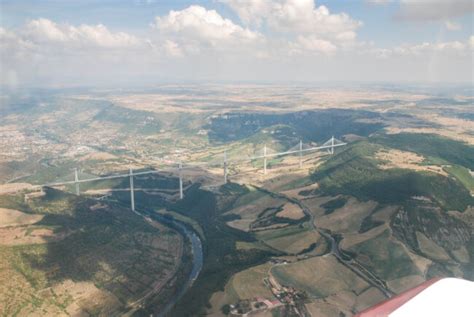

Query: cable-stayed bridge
[[40, 137, 347, 211]]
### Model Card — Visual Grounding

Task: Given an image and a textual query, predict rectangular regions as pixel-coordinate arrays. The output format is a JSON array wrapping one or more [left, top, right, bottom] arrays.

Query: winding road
[[255, 186, 394, 298]]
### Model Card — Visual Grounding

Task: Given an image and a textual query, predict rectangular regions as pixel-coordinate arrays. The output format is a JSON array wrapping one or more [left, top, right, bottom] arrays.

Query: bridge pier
[[178, 162, 183, 199], [224, 151, 228, 183], [263, 145, 267, 174], [74, 168, 80, 196], [129, 168, 135, 211], [299, 140, 303, 168], [331, 136, 335, 154]]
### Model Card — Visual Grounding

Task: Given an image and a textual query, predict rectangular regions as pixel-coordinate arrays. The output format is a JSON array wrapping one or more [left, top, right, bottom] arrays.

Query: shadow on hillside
[[17, 177, 184, 311]]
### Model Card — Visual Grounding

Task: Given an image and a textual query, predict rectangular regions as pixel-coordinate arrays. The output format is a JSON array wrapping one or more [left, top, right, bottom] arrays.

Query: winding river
[[151, 213, 203, 317]]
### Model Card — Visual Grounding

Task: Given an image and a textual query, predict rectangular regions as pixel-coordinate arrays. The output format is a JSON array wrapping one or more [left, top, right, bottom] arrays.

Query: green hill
[[311, 140, 473, 211], [374, 133, 474, 169]]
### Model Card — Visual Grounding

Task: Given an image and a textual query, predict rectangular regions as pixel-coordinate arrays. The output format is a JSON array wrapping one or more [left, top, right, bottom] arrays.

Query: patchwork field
[[348, 229, 424, 282], [0, 207, 44, 227], [271, 255, 384, 304], [257, 227, 324, 255], [230, 263, 276, 300]]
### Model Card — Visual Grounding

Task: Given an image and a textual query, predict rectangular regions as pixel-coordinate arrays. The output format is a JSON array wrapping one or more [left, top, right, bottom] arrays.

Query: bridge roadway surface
[[40, 140, 347, 188]]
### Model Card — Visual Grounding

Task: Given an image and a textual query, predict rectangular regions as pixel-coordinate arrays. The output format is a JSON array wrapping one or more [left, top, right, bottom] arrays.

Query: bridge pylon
[[331, 136, 335, 154], [322, 136, 344, 155], [74, 168, 80, 196], [178, 162, 183, 199], [129, 168, 135, 211], [263, 145, 267, 174], [299, 140, 303, 168], [223, 150, 228, 183]]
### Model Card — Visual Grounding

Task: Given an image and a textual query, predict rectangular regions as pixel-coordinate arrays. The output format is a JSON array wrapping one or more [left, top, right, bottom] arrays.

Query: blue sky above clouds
[[1, 0, 473, 87]]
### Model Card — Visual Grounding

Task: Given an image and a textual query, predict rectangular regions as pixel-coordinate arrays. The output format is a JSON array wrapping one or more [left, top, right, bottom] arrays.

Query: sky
[[0, 0, 473, 88]]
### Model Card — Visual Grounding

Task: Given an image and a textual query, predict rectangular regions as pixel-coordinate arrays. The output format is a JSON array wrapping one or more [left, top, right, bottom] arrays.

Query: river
[[151, 213, 203, 317]]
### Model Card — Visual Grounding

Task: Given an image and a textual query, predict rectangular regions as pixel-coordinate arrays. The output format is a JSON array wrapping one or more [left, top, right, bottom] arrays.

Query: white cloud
[[396, 0, 474, 21], [444, 20, 461, 31], [0, 19, 154, 88], [274, 2, 360, 37], [394, 41, 466, 56], [290, 35, 337, 55], [369, 37, 471, 58], [220, 0, 271, 26], [366, 0, 392, 5], [0, 6, 472, 87], [225, 0, 361, 36], [24, 18, 141, 49], [0, 27, 36, 57], [152, 5, 260, 47], [469, 35, 474, 49], [163, 39, 183, 57], [223, 0, 362, 54]]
